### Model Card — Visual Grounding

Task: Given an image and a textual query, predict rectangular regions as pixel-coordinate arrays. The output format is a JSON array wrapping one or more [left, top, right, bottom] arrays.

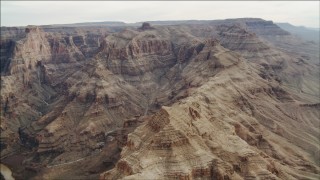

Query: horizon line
[[1, 18, 319, 29]]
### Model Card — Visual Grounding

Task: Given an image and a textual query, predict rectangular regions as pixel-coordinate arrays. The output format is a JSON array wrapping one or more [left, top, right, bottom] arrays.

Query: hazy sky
[[1, 1, 319, 28]]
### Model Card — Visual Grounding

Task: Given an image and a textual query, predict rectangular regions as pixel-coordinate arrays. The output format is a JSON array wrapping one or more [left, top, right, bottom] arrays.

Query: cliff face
[[216, 24, 271, 53], [0, 39, 15, 73], [0, 19, 319, 180], [215, 22, 319, 102], [97, 30, 175, 76], [244, 19, 290, 36]]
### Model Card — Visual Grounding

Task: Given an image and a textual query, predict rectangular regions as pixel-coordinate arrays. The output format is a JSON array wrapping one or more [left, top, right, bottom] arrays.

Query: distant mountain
[[40, 21, 127, 28], [277, 22, 319, 43]]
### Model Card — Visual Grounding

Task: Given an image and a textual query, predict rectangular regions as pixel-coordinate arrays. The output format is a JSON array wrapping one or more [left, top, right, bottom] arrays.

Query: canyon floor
[[0, 18, 319, 180]]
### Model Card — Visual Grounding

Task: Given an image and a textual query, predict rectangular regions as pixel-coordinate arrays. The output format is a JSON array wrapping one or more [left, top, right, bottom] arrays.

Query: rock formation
[[0, 18, 319, 180], [138, 22, 155, 31]]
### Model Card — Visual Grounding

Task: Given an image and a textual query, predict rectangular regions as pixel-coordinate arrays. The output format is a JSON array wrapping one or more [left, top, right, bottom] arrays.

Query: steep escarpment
[[0, 26, 111, 163], [217, 24, 270, 53], [243, 18, 290, 36], [97, 29, 175, 76], [1, 27, 56, 157], [212, 21, 319, 102], [0, 39, 16, 74], [34, 60, 148, 157]]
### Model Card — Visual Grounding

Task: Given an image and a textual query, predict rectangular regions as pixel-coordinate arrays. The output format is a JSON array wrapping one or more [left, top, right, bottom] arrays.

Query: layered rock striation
[[0, 19, 319, 180]]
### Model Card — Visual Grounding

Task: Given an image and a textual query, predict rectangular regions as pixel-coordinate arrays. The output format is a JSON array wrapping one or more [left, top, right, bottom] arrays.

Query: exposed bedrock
[[0, 19, 319, 180]]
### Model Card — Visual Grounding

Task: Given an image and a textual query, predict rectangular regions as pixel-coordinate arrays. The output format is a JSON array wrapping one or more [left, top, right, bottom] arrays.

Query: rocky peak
[[138, 22, 155, 31], [204, 38, 220, 47], [25, 25, 41, 34], [217, 24, 255, 37]]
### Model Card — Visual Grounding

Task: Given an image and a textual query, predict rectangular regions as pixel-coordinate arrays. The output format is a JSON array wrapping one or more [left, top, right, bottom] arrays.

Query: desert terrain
[[0, 18, 319, 180]]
